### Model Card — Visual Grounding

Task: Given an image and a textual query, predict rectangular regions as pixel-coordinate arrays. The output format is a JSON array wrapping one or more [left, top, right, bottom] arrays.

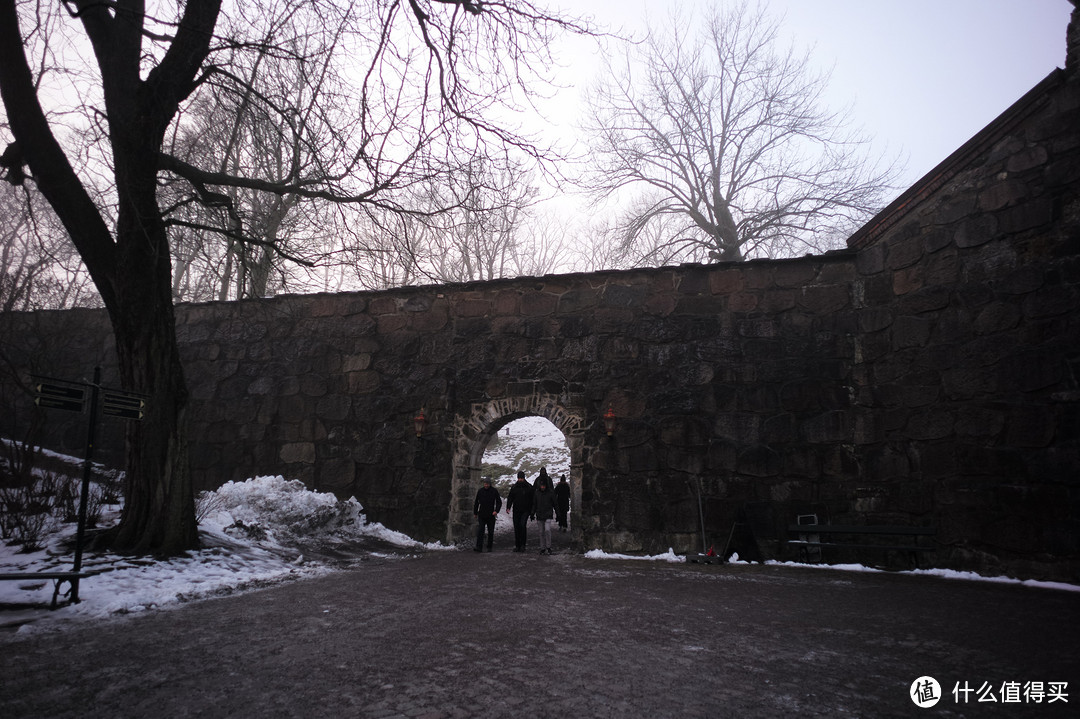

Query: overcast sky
[[542, 0, 1073, 198]]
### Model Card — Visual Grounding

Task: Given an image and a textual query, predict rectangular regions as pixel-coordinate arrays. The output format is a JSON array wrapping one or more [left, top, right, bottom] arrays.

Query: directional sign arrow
[[102, 391, 146, 421], [33, 381, 86, 413]]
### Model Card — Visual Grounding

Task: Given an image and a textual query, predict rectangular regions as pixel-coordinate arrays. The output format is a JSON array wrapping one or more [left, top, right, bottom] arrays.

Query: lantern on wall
[[603, 406, 616, 437], [414, 409, 427, 437]]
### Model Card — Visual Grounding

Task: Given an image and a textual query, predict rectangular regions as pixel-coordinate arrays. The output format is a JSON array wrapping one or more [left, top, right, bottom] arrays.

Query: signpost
[[29, 368, 146, 604], [33, 381, 86, 413], [102, 390, 146, 420]]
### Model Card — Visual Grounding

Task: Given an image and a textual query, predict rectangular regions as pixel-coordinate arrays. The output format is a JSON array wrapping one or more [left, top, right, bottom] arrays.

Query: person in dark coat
[[535, 466, 552, 491], [531, 476, 557, 555], [555, 475, 570, 531], [505, 471, 533, 552], [473, 477, 502, 552]]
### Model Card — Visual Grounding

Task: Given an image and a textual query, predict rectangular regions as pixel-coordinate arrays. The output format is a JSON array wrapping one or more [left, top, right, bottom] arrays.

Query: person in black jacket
[[473, 478, 502, 552], [555, 475, 570, 532], [531, 476, 557, 555], [505, 471, 533, 552]]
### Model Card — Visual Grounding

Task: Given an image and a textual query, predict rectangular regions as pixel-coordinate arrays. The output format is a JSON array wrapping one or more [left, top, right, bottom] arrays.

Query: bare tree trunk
[[106, 160, 197, 554]]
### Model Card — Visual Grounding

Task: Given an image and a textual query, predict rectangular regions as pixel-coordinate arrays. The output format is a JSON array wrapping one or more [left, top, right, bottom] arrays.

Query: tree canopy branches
[[583, 0, 900, 264]]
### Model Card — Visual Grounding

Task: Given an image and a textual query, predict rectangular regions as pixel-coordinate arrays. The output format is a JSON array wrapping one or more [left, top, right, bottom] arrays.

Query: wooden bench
[[787, 524, 937, 568], [0, 571, 88, 609]]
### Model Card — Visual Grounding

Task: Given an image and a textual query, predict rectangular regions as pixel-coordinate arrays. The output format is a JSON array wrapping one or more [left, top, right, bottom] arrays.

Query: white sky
[[540, 0, 1073, 194]]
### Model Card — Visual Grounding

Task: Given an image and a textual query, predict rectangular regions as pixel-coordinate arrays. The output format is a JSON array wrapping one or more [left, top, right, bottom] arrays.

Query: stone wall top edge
[[170, 252, 858, 313], [0, 305, 109, 319]]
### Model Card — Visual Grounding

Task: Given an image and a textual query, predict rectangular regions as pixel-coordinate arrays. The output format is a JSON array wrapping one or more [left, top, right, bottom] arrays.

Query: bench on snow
[[0, 571, 89, 609], [787, 524, 937, 568]]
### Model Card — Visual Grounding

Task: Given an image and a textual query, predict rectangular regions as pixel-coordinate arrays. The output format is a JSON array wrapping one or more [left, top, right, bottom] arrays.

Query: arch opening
[[479, 417, 573, 551], [448, 396, 585, 549]]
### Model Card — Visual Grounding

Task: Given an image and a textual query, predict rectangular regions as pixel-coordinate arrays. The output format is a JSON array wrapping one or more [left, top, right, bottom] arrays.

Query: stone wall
[[174, 253, 863, 551], [844, 66, 1080, 580], [1, 48, 1077, 582]]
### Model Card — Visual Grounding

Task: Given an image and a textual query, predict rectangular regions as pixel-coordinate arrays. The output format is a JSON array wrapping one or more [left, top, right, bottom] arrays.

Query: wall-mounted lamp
[[603, 406, 616, 437], [414, 409, 427, 437]]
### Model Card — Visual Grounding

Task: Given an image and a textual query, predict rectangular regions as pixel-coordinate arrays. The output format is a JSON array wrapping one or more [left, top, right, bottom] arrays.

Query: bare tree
[[583, 1, 899, 264], [0, 0, 590, 555], [421, 158, 539, 283], [1, 185, 98, 311]]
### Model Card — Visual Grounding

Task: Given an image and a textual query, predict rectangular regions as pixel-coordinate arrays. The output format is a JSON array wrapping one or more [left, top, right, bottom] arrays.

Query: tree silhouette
[[0, 0, 589, 554], [584, 1, 899, 264]]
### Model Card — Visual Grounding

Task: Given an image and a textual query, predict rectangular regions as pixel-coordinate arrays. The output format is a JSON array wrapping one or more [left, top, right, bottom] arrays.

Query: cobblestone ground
[[2, 543, 1077, 719]]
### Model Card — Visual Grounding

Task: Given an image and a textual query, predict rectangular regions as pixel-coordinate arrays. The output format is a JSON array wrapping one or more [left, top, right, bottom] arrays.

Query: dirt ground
[[2, 534, 1077, 719]]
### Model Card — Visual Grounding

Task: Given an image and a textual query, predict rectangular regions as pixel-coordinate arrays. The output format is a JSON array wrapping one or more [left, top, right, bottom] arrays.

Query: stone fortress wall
[[2, 13, 1078, 581]]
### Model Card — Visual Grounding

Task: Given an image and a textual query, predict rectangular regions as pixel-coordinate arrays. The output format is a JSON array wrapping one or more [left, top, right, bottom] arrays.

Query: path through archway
[[447, 394, 585, 549], [481, 416, 573, 552]]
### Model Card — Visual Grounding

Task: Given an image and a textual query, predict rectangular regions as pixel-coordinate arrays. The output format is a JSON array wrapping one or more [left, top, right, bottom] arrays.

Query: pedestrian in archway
[[506, 471, 533, 552], [531, 474, 556, 555], [555, 475, 570, 532], [473, 477, 502, 552], [535, 466, 552, 491]]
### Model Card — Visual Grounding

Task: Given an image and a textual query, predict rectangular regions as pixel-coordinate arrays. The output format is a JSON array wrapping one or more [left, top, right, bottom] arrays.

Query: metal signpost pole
[[70, 366, 102, 603]]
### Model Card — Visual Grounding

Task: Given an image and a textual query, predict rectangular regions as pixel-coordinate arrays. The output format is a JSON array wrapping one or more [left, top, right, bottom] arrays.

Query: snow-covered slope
[[480, 416, 570, 489]]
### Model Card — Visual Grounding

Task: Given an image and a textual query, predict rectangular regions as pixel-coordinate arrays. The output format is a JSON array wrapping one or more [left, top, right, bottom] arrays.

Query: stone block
[[346, 370, 381, 394], [558, 288, 599, 313], [709, 269, 745, 294], [773, 261, 818, 288], [802, 411, 851, 443], [886, 236, 924, 270], [664, 446, 705, 474], [280, 442, 316, 464], [856, 244, 885, 275], [454, 299, 491, 318], [858, 307, 893, 333], [998, 198, 1054, 234], [713, 413, 761, 444], [998, 351, 1065, 393], [521, 291, 559, 316], [891, 266, 924, 295], [736, 445, 780, 477], [903, 408, 954, 441], [1005, 145, 1048, 173], [897, 286, 951, 315], [728, 291, 759, 311], [955, 406, 1006, 438], [493, 291, 520, 315], [1022, 285, 1079, 319], [759, 289, 796, 313], [973, 302, 1022, 334], [979, 179, 1029, 211], [953, 215, 999, 248], [891, 315, 933, 350], [797, 284, 850, 314]]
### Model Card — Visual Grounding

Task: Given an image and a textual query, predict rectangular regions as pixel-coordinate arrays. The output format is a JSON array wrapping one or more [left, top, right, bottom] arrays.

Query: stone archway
[[447, 392, 586, 547]]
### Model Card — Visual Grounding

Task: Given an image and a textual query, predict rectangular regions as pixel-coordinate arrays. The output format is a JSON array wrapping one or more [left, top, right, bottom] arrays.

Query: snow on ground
[[0, 475, 449, 634], [3, 437, 1076, 635]]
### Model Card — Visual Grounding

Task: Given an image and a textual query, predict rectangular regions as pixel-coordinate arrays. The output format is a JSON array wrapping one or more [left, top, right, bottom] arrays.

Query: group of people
[[473, 467, 570, 554]]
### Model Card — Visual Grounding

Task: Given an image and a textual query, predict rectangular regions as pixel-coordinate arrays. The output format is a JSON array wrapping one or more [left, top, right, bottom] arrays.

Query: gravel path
[[2, 548, 1076, 718]]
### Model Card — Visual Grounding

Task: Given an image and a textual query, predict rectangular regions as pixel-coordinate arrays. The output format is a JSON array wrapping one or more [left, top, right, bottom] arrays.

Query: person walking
[[505, 471, 533, 552], [473, 477, 502, 552], [535, 466, 552, 491], [555, 475, 570, 532], [531, 475, 557, 555]]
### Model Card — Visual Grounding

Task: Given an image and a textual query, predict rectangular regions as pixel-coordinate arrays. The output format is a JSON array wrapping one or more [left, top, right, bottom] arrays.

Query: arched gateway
[[447, 393, 585, 546]]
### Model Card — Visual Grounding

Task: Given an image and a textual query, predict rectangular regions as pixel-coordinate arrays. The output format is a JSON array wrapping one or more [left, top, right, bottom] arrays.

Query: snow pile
[[0, 475, 445, 632], [584, 548, 684, 563], [209, 475, 366, 542]]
